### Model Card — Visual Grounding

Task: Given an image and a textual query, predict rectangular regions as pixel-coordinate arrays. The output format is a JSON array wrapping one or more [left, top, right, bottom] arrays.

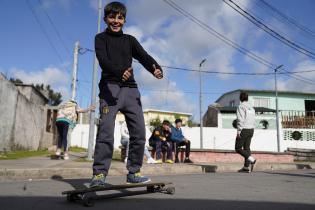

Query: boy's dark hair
[[162, 120, 171, 126], [104, 1, 127, 18], [240, 92, 248, 102], [175, 119, 182, 124]]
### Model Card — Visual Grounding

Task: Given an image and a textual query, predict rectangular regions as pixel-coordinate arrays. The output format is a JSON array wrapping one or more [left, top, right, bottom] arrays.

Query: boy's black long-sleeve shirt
[[95, 28, 162, 90]]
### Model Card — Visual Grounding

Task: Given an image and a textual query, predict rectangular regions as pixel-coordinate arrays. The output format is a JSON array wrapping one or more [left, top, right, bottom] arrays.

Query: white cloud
[[122, 0, 254, 117], [39, 0, 75, 10], [10, 67, 71, 101], [264, 60, 315, 92]]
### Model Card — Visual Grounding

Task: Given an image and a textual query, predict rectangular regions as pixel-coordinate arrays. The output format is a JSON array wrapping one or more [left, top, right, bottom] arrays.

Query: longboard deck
[[62, 182, 172, 195], [62, 182, 175, 207]]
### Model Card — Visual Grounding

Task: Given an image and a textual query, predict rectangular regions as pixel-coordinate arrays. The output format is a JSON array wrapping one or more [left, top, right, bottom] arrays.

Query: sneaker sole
[[251, 160, 257, 172], [126, 179, 151, 184]]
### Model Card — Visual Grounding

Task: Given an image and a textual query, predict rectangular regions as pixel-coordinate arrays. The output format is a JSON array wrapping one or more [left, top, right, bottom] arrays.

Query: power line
[[223, 0, 315, 59], [163, 0, 277, 69], [37, 0, 72, 57], [278, 68, 315, 85], [257, 0, 315, 39], [25, 0, 64, 63]]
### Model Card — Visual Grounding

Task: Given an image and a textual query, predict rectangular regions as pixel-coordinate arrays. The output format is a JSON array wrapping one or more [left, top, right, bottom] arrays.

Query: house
[[116, 109, 192, 126], [0, 74, 56, 151], [215, 89, 315, 113], [203, 105, 276, 129], [203, 89, 315, 129], [15, 83, 49, 105]]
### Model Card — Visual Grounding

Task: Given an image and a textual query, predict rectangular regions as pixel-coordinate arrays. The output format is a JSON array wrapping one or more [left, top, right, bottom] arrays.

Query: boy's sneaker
[[250, 159, 257, 172], [165, 159, 174, 164], [147, 157, 156, 164], [63, 153, 69, 160], [238, 167, 250, 173], [55, 149, 61, 156], [127, 172, 151, 184], [184, 158, 193, 163], [175, 158, 180, 163], [155, 159, 163, 164], [90, 174, 106, 188]]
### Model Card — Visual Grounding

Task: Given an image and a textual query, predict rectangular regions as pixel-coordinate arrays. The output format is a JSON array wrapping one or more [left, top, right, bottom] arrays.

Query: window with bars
[[254, 97, 270, 108]]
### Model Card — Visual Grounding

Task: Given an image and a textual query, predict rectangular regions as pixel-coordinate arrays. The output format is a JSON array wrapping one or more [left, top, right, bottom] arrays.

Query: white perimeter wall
[[70, 124, 315, 152]]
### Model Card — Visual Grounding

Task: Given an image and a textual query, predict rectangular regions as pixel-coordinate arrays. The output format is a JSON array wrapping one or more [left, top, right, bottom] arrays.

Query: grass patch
[[69, 146, 87, 153], [0, 150, 50, 160], [112, 150, 121, 161]]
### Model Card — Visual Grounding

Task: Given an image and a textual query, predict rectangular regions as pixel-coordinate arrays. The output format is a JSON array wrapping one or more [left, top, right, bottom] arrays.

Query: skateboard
[[50, 154, 65, 160], [62, 182, 175, 207]]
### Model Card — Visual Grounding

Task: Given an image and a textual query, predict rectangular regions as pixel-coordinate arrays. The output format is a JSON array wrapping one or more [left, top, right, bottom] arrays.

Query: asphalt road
[[0, 170, 314, 210]]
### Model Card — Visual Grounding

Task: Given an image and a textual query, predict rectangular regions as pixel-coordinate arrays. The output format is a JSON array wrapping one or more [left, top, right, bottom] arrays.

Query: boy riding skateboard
[[91, 1, 163, 187]]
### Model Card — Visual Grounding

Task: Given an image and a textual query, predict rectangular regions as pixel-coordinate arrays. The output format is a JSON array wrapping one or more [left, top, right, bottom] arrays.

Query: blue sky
[[1, 0, 315, 122]]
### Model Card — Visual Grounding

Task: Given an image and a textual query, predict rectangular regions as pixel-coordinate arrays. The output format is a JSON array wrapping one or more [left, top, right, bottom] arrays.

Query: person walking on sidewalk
[[55, 100, 94, 160], [91, 2, 163, 187], [120, 121, 156, 164], [170, 119, 193, 163], [235, 92, 257, 173]]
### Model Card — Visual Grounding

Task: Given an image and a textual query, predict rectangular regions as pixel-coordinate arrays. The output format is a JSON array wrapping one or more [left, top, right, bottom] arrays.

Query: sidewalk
[[0, 152, 313, 181]]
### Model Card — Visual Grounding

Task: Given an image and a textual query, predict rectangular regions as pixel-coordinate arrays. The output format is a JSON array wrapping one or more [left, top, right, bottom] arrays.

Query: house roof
[[210, 106, 276, 113], [143, 109, 192, 116], [215, 89, 315, 103], [14, 83, 49, 102]]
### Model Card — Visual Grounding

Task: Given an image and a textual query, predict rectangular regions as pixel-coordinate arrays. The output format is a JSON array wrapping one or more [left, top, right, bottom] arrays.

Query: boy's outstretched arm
[[131, 36, 163, 79], [95, 35, 126, 79]]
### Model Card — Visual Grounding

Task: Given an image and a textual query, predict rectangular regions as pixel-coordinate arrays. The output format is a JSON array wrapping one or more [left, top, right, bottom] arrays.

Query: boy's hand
[[153, 64, 163, 79], [122, 67, 133, 82], [89, 105, 96, 111]]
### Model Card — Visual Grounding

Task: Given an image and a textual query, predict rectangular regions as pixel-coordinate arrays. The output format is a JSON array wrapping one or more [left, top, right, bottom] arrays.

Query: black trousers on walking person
[[235, 129, 254, 167], [175, 140, 191, 159], [93, 83, 146, 176], [56, 121, 69, 151]]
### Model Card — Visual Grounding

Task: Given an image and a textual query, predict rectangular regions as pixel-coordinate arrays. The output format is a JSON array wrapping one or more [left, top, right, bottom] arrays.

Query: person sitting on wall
[[170, 119, 193, 163], [149, 120, 173, 164]]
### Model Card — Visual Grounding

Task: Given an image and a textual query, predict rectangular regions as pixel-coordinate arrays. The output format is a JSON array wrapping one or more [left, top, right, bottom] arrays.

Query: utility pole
[[71, 41, 80, 101], [87, 0, 102, 160], [274, 65, 283, 153], [199, 59, 206, 149]]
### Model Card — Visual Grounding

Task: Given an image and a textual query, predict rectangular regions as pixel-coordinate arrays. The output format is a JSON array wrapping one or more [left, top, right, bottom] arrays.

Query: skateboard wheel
[[166, 187, 175, 195], [82, 194, 94, 207], [147, 186, 155, 193], [67, 194, 77, 202]]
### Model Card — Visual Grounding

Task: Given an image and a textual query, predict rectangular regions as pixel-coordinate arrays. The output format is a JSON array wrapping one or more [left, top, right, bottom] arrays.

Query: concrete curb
[[0, 162, 313, 181]]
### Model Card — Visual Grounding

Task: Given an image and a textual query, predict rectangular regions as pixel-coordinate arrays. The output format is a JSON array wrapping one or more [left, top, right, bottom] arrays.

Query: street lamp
[[274, 65, 283, 153], [199, 58, 206, 149]]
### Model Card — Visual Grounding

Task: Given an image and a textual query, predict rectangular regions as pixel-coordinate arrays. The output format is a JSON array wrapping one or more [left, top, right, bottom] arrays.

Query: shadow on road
[[0, 196, 314, 210], [264, 171, 315, 179]]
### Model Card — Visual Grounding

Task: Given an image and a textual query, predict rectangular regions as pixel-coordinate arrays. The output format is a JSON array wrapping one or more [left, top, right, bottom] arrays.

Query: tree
[[10, 77, 23, 84], [150, 116, 162, 127], [35, 84, 62, 106], [187, 116, 198, 127]]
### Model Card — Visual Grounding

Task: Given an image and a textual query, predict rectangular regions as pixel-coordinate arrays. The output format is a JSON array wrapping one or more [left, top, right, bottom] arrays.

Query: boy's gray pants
[[93, 83, 145, 176]]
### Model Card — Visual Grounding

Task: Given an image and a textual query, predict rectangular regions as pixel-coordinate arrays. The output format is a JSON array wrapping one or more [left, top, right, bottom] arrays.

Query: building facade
[[116, 109, 192, 126]]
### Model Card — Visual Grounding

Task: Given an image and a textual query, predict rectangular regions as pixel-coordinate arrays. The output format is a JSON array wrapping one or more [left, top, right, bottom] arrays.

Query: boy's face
[[105, 13, 125, 32], [163, 124, 170, 131], [176, 122, 182, 128]]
